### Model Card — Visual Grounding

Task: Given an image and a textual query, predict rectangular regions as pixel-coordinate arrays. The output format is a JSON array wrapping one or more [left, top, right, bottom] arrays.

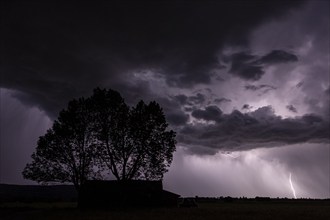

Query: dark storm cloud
[[255, 50, 298, 65], [244, 84, 277, 92], [296, 81, 304, 88], [178, 106, 329, 154], [214, 98, 232, 104], [173, 93, 206, 106], [166, 112, 190, 126], [286, 104, 298, 113], [174, 95, 188, 105], [228, 50, 298, 81], [324, 87, 330, 96], [188, 93, 206, 105], [228, 52, 264, 80], [242, 104, 253, 110], [1, 0, 305, 117], [191, 105, 223, 122]]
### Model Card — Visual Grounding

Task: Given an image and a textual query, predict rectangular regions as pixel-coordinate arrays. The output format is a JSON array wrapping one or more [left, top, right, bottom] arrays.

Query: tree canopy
[[23, 88, 176, 190], [22, 98, 99, 189]]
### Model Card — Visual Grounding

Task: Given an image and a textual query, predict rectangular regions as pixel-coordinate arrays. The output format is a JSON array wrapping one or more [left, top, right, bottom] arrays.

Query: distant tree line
[[23, 88, 176, 190]]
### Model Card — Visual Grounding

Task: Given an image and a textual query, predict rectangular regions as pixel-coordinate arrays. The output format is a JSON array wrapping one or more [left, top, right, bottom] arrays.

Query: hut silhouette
[[78, 180, 180, 209]]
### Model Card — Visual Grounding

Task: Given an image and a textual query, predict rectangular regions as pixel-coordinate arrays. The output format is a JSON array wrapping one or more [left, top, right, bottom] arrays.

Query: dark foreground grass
[[1, 201, 330, 220]]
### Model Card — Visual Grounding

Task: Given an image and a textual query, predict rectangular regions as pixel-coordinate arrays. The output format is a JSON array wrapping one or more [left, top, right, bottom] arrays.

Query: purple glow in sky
[[1, 0, 329, 198]]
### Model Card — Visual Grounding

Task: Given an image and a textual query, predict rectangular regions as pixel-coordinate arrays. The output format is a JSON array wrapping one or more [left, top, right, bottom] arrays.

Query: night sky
[[1, 0, 329, 198]]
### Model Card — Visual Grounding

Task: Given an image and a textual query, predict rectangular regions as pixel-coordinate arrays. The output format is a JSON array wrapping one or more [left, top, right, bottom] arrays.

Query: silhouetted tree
[[127, 101, 176, 180], [91, 88, 176, 181], [90, 88, 131, 180], [23, 88, 176, 188], [23, 98, 99, 190]]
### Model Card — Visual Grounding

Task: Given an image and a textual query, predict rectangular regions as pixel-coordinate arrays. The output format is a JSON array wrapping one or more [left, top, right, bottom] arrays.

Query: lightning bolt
[[289, 173, 297, 199]]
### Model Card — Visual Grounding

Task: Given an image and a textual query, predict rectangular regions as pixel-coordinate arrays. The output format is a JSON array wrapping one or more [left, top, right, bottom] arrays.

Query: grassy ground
[[1, 201, 330, 220]]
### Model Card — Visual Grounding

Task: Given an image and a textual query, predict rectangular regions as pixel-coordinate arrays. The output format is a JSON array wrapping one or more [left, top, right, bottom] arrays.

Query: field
[[1, 200, 330, 220]]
